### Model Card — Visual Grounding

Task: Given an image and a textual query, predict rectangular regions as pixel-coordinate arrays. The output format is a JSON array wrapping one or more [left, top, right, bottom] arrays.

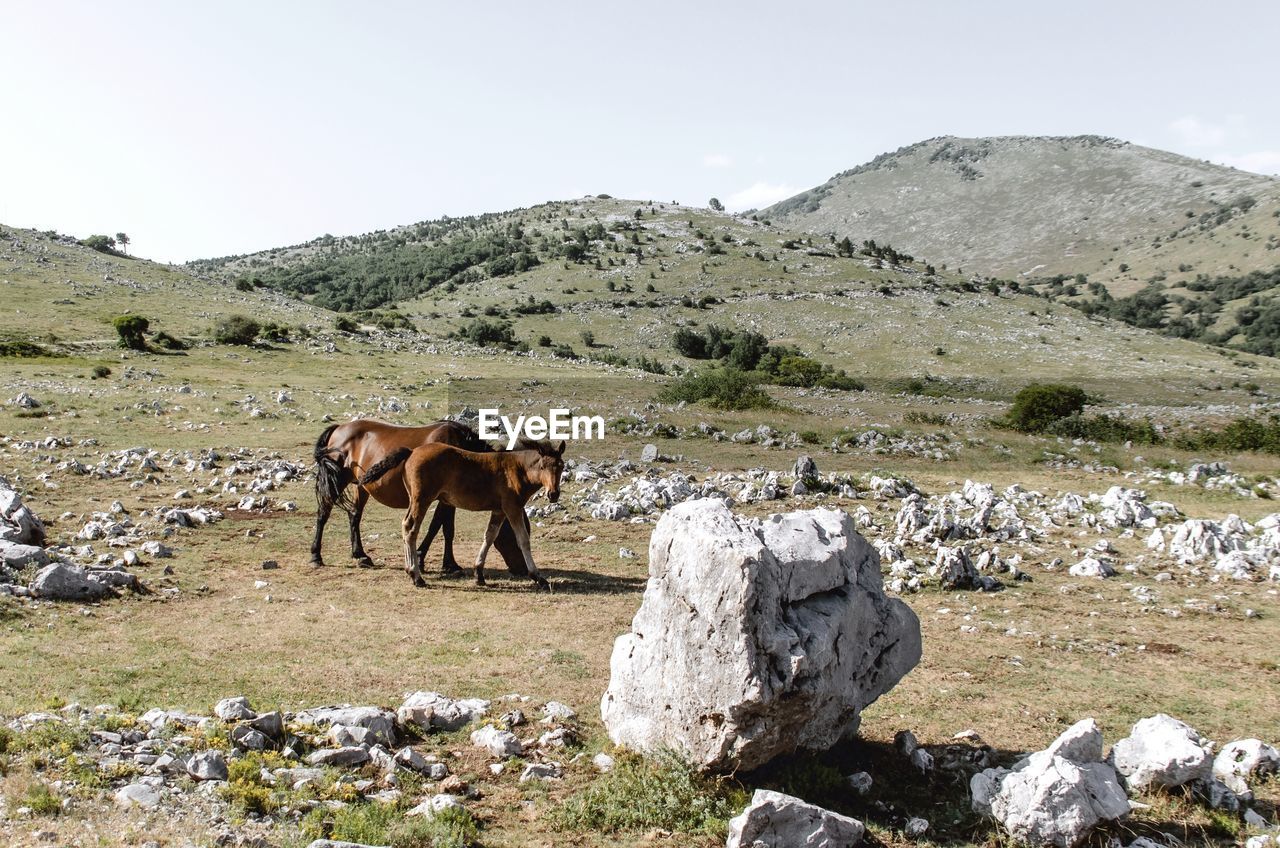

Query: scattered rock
[[470, 724, 522, 758], [726, 789, 865, 848], [1111, 714, 1213, 791], [187, 750, 229, 782], [972, 718, 1130, 848]]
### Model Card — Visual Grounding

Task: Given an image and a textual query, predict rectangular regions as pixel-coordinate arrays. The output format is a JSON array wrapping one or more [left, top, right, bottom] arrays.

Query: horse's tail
[[314, 423, 355, 513], [358, 447, 412, 486]]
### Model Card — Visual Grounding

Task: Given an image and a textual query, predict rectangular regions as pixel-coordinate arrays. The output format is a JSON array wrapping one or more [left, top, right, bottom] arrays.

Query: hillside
[[177, 197, 1280, 403], [761, 135, 1280, 285]]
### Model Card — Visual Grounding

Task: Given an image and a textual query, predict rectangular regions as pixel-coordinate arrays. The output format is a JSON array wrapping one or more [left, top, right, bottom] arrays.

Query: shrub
[[23, 781, 61, 816], [80, 234, 117, 254], [0, 340, 53, 358], [1005, 383, 1088, 433], [112, 315, 149, 350], [334, 315, 358, 332], [536, 335, 553, 347], [91, 365, 111, 379], [235, 279, 253, 292], [580, 330, 596, 348], [212, 314, 261, 345], [152, 331, 188, 351], [552, 750, 745, 837], [453, 318, 518, 349], [1046, 414, 1161, 445], [658, 368, 774, 411]]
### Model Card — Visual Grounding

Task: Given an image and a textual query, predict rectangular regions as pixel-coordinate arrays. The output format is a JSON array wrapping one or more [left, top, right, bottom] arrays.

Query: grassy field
[[2, 226, 1279, 846]]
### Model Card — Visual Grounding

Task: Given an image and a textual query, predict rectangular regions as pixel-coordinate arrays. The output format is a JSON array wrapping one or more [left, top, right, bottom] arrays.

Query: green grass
[[551, 750, 747, 838]]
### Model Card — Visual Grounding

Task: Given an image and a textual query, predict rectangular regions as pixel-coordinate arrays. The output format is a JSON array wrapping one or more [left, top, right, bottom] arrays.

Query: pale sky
[[3, 0, 1278, 263]]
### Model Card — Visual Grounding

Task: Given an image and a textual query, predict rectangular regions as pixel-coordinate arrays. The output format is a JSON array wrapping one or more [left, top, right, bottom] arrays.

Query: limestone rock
[[726, 789, 865, 848], [972, 719, 1130, 848], [114, 782, 162, 808], [471, 724, 522, 758], [187, 750, 228, 781], [30, 563, 113, 601], [601, 499, 921, 772], [1110, 714, 1213, 790], [396, 691, 489, 732], [1213, 738, 1280, 796], [215, 696, 256, 721]]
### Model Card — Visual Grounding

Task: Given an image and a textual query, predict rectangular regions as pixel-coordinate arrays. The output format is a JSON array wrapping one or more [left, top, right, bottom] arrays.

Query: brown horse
[[359, 439, 565, 591], [311, 419, 528, 575]]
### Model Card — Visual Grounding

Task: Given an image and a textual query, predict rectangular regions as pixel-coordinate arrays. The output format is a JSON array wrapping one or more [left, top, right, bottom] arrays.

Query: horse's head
[[535, 439, 566, 502]]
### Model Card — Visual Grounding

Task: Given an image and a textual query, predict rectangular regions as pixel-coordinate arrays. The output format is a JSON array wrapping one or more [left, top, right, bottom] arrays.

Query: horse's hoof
[[413, 577, 427, 588], [309, 558, 324, 568], [475, 576, 487, 587], [356, 557, 375, 569], [441, 563, 465, 577], [535, 578, 551, 593]]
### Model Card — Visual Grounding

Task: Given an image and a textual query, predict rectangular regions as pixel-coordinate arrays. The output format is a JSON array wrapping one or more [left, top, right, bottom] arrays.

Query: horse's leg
[[349, 487, 374, 568], [422, 504, 463, 575], [402, 499, 430, 589], [474, 512, 504, 588], [310, 497, 333, 567], [505, 502, 550, 592]]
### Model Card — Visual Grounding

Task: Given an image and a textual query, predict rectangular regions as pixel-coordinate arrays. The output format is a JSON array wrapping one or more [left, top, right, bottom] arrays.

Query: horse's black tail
[[314, 423, 355, 513], [358, 447, 412, 486]]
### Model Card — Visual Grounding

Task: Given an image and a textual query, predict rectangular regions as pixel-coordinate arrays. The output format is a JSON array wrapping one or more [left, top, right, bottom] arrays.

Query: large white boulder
[[30, 563, 114, 601], [972, 718, 1130, 848], [1213, 738, 1280, 796], [725, 789, 865, 848], [601, 499, 921, 772], [1110, 714, 1213, 791]]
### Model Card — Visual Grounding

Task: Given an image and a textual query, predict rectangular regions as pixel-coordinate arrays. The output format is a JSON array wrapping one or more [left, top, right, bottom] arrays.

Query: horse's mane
[[511, 437, 557, 454]]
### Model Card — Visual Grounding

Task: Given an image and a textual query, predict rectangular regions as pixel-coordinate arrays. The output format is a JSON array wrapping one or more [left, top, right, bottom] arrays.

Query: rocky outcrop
[[601, 499, 921, 772]]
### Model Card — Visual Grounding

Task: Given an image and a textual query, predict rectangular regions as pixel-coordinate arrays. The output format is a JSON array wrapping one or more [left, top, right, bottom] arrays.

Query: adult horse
[[310, 419, 528, 576], [359, 438, 565, 591]]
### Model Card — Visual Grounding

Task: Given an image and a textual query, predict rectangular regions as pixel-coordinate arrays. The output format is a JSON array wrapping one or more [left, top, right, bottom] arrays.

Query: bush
[[152, 331, 188, 351], [80, 234, 117, 254], [1045, 414, 1161, 445], [1175, 415, 1280, 455], [1005, 383, 1087, 433], [552, 750, 745, 837], [658, 368, 774, 411], [212, 314, 261, 345], [91, 365, 111, 379], [112, 315, 149, 350], [453, 318, 518, 349], [334, 315, 358, 333], [235, 279, 253, 292]]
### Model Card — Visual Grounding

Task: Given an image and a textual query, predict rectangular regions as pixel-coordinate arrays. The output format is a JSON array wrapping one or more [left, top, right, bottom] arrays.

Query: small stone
[[214, 696, 256, 721], [261, 560, 279, 570], [187, 750, 228, 781], [905, 817, 929, 838], [519, 762, 563, 782], [115, 783, 162, 808], [471, 724, 522, 758], [307, 746, 370, 767], [847, 771, 873, 794], [593, 752, 615, 773]]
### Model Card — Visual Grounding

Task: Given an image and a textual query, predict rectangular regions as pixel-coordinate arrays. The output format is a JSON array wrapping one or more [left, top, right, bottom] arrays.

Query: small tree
[[579, 330, 596, 348], [1006, 383, 1088, 433], [112, 315, 149, 350], [212, 314, 261, 345], [115, 232, 131, 255], [708, 197, 724, 212], [82, 235, 117, 253]]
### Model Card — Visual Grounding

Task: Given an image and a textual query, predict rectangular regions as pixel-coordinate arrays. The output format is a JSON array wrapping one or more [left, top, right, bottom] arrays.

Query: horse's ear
[[556, 440, 566, 456]]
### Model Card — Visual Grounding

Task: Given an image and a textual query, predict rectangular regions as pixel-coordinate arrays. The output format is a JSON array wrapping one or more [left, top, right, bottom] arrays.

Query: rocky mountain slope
[[171, 198, 1280, 401], [761, 135, 1280, 286]]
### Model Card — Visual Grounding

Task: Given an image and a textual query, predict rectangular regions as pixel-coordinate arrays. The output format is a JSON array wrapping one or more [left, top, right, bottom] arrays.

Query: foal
[[359, 438, 565, 591]]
